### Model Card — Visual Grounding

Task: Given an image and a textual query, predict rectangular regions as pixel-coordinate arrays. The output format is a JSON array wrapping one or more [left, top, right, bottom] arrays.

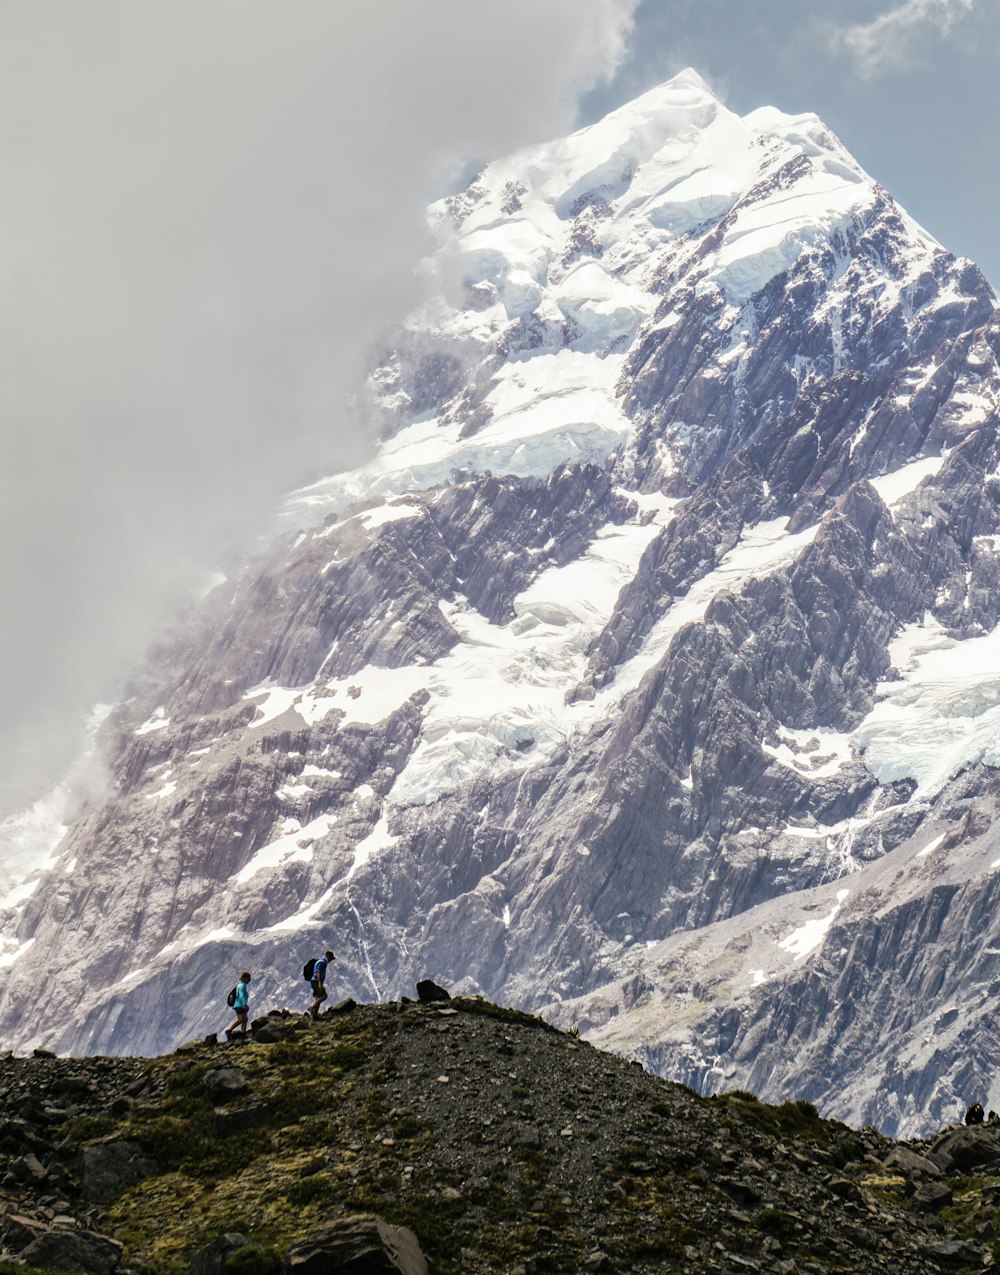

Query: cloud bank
[[833, 0, 979, 76], [0, 1, 637, 806]]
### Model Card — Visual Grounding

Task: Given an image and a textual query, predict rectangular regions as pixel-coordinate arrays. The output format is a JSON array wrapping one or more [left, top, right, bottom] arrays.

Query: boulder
[[926, 1238, 988, 1266], [251, 1022, 289, 1044], [0, 1211, 48, 1251], [883, 1146, 941, 1178], [80, 1139, 158, 1202], [202, 1067, 248, 1097], [912, 1181, 953, 1211], [20, 1226, 123, 1273], [190, 1230, 254, 1275], [415, 980, 451, 1003], [928, 1126, 1000, 1174], [282, 1214, 427, 1274], [215, 1104, 273, 1135]]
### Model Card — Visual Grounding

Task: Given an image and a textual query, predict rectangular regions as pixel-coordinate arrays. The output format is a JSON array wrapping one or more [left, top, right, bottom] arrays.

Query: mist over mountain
[[0, 0, 636, 813], [3, 68, 999, 1140]]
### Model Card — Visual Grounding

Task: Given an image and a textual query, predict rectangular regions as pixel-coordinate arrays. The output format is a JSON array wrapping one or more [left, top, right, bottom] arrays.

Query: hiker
[[224, 971, 252, 1039], [309, 950, 335, 1018], [965, 1101, 985, 1125]]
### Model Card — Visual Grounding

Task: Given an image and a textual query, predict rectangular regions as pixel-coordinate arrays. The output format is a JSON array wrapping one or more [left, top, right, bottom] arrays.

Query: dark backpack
[[303, 958, 317, 982], [226, 986, 238, 1008]]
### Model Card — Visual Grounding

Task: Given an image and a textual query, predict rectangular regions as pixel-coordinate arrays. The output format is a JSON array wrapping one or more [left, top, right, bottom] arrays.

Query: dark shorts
[[234, 1007, 248, 1021], [310, 979, 327, 1000]]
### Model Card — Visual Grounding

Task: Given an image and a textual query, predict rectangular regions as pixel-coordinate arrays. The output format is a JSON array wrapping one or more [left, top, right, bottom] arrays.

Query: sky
[[588, 0, 1000, 285], [0, 0, 996, 811]]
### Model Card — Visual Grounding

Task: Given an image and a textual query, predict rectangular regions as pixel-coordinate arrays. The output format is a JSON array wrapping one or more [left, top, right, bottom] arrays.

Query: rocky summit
[[0, 994, 999, 1274], [2, 68, 1000, 1137]]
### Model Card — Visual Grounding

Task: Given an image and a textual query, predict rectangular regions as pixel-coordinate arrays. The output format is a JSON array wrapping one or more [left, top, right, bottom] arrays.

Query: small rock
[[12, 1152, 48, 1184]]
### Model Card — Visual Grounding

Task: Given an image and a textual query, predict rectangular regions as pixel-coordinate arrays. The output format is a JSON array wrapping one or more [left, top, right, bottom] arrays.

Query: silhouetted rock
[[415, 980, 450, 1003]]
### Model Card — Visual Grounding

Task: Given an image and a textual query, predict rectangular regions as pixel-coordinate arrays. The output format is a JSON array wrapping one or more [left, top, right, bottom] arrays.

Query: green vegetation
[[23, 1000, 985, 1275], [711, 1091, 832, 1142]]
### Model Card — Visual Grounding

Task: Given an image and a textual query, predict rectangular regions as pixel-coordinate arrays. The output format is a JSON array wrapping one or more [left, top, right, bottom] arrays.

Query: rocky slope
[[0, 993, 999, 1274], [2, 69, 1000, 1136]]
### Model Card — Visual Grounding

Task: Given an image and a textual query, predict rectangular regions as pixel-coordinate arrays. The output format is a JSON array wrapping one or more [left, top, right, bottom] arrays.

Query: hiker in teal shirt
[[223, 971, 252, 1039]]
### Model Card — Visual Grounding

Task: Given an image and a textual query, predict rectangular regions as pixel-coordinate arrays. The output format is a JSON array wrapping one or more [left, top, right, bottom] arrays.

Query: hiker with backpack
[[305, 950, 335, 1018], [223, 971, 252, 1039]]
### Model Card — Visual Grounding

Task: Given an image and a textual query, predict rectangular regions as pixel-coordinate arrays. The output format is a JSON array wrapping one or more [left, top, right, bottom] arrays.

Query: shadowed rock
[[282, 1214, 427, 1275]]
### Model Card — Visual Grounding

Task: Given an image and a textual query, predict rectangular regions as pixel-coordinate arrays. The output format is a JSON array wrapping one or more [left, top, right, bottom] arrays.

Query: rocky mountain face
[[1, 992, 999, 1274], [2, 69, 1000, 1138]]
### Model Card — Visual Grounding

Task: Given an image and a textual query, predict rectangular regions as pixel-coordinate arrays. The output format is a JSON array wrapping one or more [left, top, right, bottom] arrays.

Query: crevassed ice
[[314, 515, 815, 820], [853, 614, 1000, 796]]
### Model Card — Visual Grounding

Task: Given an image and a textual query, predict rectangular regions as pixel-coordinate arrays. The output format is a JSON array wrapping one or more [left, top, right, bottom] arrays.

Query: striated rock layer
[[3, 70, 1000, 1137]]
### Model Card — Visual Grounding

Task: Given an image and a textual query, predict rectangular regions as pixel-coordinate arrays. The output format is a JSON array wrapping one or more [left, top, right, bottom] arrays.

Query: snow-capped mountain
[[4, 70, 1000, 1136]]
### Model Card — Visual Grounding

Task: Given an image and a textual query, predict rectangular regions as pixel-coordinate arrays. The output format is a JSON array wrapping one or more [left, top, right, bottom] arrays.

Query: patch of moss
[[62, 1114, 120, 1143], [283, 1172, 334, 1206], [711, 1092, 834, 1143], [392, 1114, 423, 1139], [0, 1265, 72, 1275], [223, 1244, 280, 1275], [449, 997, 559, 1034], [755, 1205, 798, 1238]]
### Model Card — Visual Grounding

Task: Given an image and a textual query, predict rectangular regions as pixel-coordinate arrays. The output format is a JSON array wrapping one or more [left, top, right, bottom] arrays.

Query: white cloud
[[0, 0, 638, 809], [834, 0, 979, 75]]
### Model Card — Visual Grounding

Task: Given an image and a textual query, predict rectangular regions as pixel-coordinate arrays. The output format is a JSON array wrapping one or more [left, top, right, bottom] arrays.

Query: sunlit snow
[[869, 456, 945, 511], [854, 614, 1000, 796], [233, 813, 337, 885], [779, 889, 849, 961]]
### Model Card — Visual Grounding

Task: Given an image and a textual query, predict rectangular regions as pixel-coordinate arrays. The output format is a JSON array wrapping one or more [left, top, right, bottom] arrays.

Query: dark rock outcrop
[[282, 1214, 427, 1275]]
